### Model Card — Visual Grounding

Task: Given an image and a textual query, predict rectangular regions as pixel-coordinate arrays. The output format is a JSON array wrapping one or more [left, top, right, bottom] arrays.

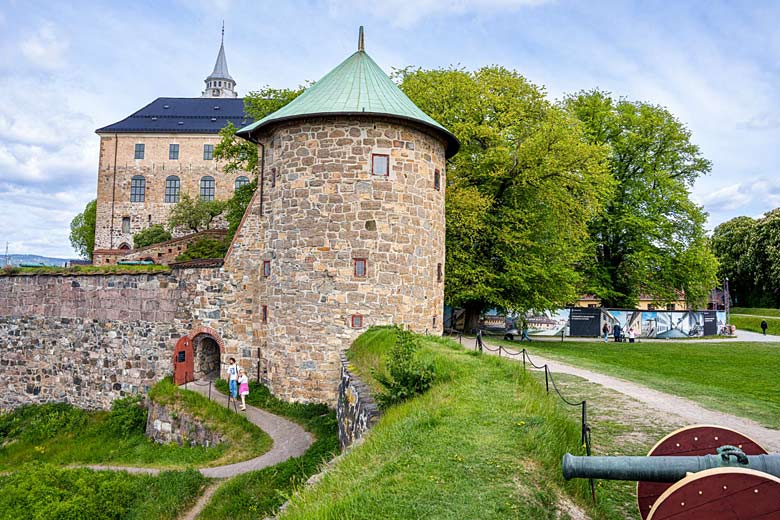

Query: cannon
[[562, 425, 780, 520]]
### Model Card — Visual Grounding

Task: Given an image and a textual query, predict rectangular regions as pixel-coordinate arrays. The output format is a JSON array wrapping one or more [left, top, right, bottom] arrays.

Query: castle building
[[92, 31, 251, 265]]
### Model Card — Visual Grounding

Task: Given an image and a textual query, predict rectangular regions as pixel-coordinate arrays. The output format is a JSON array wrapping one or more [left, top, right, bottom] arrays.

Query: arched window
[[234, 176, 249, 190], [200, 176, 215, 200], [130, 175, 145, 202], [165, 175, 180, 203]]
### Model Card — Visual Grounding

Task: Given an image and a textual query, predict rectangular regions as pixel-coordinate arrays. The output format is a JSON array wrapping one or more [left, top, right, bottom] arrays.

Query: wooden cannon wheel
[[637, 425, 768, 519], [647, 467, 780, 519]]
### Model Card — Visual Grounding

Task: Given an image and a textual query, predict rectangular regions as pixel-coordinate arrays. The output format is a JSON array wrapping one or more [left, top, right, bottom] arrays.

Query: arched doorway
[[192, 334, 220, 380]]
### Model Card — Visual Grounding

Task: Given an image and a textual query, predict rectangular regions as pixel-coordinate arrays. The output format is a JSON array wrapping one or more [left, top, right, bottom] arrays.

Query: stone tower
[[224, 27, 459, 404], [202, 23, 238, 98]]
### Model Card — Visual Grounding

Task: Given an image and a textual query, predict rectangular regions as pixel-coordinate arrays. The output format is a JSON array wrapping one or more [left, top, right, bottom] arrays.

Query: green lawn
[[495, 339, 780, 429], [0, 465, 206, 519], [0, 378, 272, 470], [732, 307, 780, 318], [277, 328, 627, 520], [730, 314, 780, 335]]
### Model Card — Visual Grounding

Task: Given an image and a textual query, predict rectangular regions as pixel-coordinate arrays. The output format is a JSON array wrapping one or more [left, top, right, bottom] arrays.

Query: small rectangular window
[[434, 169, 441, 191], [263, 260, 271, 277], [169, 143, 179, 160], [648, 304, 656, 311], [271, 168, 276, 188], [262, 305, 268, 323], [372, 154, 389, 176], [351, 314, 363, 328], [134, 143, 144, 160], [203, 144, 214, 160], [122, 217, 130, 234], [437, 263, 443, 282], [354, 258, 367, 277], [666, 304, 676, 311]]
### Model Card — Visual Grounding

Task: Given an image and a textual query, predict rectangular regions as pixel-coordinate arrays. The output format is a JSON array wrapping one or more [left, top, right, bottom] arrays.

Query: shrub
[[106, 395, 148, 437], [133, 224, 173, 248], [175, 237, 229, 262], [226, 180, 257, 241], [374, 326, 435, 408]]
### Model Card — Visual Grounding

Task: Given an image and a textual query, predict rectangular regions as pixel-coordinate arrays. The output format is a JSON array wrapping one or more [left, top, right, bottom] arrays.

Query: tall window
[[437, 263, 443, 282], [271, 168, 276, 188], [165, 175, 180, 203], [130, 175, 145, 202], [200, 176, 215, 200], [203, 144, 214, 160], [372, 154, 389, 176], [235, 176, 249, 190], [263, 260, 271, 277], [262, 305, 268, 323], [134, 143, 145, 160], [434, 169, 441, 191], [168, 143, 179, 160], [354, 258, 367, 277], [121, 217, 130, 234]]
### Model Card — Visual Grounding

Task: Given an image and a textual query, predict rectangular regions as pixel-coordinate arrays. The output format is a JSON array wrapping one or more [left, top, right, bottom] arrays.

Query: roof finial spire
[[358, 26, 364, 52], [221, 20, 225, 45]]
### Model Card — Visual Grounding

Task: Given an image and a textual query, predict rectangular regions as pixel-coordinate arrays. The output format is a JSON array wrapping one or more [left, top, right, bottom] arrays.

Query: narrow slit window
[[434, 169, 441, 191], [354, 258, 367, 277], [169, 143, 179, 160], [372, 154, 389, 176], [437, 263, 443, 282], [263, 260, 271, 278], [134, 143, 145, 160], [351, 314, 363, 328], [262, 305, 268, 323], [130, 175, 145, 202], [271, 168, 276, 188]]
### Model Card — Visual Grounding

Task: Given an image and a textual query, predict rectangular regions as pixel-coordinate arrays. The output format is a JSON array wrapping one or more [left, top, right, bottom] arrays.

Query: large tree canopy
[[398, 67, 613, 326], [69, 199, 96, 260], [564, 90, 718, 308], [712, 210, 780, 307]]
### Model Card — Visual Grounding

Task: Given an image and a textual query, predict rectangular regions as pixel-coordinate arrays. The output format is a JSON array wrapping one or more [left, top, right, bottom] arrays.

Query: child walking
[[226, 358, 239, 399], [238, 369, 249, 411]]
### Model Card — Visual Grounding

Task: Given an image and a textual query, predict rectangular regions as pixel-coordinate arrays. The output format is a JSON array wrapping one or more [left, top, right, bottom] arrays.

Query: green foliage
[[214, 86, 304, 174], [69, 199, 97, 260], [397, 67, 613, 325], [225, 179, 257, 240], [132, 224, 172, 249], [167, 193, 227, 234], [200, 380, 337, 520], [564, 89, 718, 308], [713, 209, 780, 308], [0, 402, 87, 443], [0, 264, 170, 276], [106, 395, 147, 438], [0, 465, 205, 520], [373, 326, 435, 408], [175, 238, 229, 262]]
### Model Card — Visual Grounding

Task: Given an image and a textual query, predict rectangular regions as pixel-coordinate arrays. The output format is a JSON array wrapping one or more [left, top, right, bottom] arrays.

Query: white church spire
[[202, 22, 238, 98]]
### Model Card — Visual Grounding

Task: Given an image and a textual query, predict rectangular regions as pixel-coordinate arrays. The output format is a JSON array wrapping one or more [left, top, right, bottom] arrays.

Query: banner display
[[569, 307, 602, 337]]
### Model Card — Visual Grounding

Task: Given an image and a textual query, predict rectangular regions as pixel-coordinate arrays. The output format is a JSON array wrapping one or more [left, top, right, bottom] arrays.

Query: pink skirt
[[239, 382, 249, 396]]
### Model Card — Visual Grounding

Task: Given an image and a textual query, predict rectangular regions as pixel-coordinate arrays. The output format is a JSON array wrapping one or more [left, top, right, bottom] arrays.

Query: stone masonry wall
[[229, 116, 446, 405], [337, 352, 381, 450], [146, 399, 224, 447], [94, 133, 252, 252]]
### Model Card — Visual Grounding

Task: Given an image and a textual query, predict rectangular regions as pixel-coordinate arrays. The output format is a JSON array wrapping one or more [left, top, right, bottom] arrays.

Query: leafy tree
[[397, 66, 613, 329], [167, 194, 226, 234], [175, 238, 229, 262], [215, 86, 304, 173], [69, 199, 96, 260], [132, 224, 172, 249], [564, 90, 718, 308], [225, 179, 257, 241], [748, 209, 780, 307]]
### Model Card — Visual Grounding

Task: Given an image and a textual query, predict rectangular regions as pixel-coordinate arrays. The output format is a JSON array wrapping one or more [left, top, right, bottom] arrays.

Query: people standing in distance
[[227, 357, 239, 400], [238, 369, 249, 411], [613, 323, 622, 342], [602, 322, 610, 343], [761, 319, 768, 335], [628, 327, 636, 343]]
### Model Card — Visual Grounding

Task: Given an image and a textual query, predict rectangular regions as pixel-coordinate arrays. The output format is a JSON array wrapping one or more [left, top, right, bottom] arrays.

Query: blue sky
[[1, 0, 779, 257]]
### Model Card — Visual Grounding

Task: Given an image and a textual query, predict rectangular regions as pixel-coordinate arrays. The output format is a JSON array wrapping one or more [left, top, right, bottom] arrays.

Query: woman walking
[[238, 369, 250, 411]]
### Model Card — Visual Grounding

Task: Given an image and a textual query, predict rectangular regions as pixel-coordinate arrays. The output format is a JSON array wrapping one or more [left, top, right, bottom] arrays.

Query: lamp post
[[724, 277, 730, 329]]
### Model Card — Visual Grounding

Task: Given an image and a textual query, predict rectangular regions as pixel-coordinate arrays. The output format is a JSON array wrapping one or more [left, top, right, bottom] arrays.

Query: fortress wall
[[238, 117, 447, 405], [0, 268, 243, 410]]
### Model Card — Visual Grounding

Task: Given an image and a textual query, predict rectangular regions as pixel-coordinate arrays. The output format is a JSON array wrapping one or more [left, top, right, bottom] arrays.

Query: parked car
[[478, 320, 520, 341]]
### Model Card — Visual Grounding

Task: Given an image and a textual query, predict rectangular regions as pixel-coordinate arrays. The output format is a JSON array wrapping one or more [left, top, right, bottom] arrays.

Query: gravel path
[[465, 338, 780, 452], [79, 381, 314, 478]]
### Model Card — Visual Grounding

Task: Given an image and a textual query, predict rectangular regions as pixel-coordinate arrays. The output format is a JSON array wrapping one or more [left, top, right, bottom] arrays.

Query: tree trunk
[[463, 302, 484, 334]]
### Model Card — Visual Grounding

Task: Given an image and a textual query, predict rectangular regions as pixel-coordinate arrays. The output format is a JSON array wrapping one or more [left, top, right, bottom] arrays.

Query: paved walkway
[[464, 338, 780, 452], [80, 380, 314, 478]]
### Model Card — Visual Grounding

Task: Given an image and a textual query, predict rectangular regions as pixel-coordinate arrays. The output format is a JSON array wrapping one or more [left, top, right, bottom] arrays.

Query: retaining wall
[[336, 352, 381, 449]]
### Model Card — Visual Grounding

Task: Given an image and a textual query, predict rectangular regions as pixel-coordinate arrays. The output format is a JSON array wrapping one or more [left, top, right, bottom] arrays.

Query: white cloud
[[20, 22, 69, 70]]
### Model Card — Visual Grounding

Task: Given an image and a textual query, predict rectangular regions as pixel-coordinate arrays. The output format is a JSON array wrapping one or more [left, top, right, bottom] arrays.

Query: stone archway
[[192, 334, 221, 380]]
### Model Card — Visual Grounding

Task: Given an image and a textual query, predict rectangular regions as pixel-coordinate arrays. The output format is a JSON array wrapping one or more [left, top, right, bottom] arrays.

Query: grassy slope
[[196, 381, 338, 520], [0, 264, 170, 276], [279, 329, 624, 520], [0, 378, 272, 470], [732, 307, 780, 317], [495, 339, 780, 429], [730, 314, 780, 334], [0, 465, 206, 519]]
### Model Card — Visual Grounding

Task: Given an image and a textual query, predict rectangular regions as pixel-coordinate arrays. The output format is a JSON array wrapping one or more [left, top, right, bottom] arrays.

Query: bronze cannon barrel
[[562, 453, 780, 483]]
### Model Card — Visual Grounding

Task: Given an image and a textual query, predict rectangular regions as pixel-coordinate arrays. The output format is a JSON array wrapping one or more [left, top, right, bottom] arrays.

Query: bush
[[0, 403, 87, 442], [175, 237, 229, 262], [374, 326, 435, 408], [133, 224, 173, 249], [106, 395, 148, 437], [226, 180, 257, 241]]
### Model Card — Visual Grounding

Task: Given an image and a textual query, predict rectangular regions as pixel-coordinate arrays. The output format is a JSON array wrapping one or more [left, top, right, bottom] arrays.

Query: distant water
[[5, 254, 75, 267]]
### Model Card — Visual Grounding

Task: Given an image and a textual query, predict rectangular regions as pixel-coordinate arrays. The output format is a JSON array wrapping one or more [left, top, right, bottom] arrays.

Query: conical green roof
[[236, 42, 459, 158]]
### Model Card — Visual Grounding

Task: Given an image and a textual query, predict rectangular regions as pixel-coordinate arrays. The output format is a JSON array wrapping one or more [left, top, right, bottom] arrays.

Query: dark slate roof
[[96, 97, 251, 134]]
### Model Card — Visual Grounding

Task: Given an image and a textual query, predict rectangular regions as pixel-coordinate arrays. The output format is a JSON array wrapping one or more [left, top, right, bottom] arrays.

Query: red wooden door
[[173, 336, 194, 385]]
